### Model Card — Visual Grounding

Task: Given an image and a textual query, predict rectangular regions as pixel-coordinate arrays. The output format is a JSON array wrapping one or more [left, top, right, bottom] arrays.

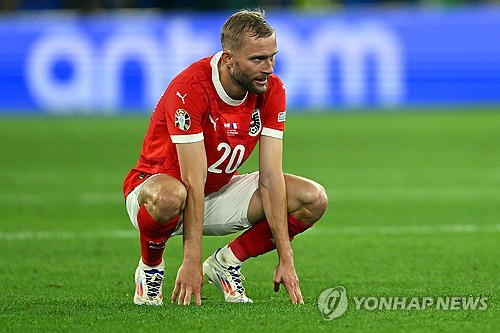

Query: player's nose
[[261, 58, 274, 74]]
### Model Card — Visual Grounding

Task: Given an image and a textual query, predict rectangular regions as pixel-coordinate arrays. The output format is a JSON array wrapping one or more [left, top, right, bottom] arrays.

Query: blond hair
[[221, 9, 275, 52]]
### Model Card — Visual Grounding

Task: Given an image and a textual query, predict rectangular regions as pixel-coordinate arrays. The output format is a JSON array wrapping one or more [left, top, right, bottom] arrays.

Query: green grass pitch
[[0, 109, 498, 332]]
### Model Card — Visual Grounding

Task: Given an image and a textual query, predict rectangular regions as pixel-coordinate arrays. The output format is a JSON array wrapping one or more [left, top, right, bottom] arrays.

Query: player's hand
[[171, 260, 204, 305], [273, 261, 304, 304]]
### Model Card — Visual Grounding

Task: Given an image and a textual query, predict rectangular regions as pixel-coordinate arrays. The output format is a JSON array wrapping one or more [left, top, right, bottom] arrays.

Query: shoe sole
[[133, 295, 163, 306]]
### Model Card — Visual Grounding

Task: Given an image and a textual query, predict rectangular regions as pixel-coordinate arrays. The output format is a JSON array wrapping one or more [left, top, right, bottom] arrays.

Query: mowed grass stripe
[[2, 223, 499, 241]]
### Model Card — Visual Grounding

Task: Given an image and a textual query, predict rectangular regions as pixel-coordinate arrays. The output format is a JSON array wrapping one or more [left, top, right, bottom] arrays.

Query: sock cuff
[[139, 258, 165, 270], [228, 241, 247, 262], [216, 246, 242, 268]]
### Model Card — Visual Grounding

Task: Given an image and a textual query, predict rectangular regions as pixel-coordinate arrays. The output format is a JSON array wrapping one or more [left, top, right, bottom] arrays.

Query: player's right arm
[[171, 140, 206, 306], [163, 82, 207, 305]]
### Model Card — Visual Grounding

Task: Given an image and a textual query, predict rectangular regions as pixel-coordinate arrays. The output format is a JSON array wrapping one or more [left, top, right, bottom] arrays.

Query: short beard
[[231, 65, 267, 95]]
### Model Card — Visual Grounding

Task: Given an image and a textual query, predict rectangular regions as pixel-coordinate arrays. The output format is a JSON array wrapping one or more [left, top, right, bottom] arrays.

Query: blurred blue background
[[0, 1, 499, 114]]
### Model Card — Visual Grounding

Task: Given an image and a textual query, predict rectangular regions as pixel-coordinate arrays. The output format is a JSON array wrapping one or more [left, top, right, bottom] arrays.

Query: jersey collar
[[211, 51, 247, 106]]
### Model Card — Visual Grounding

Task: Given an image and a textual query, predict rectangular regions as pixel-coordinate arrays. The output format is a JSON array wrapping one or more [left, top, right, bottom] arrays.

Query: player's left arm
[[259, 135, 304, 304]]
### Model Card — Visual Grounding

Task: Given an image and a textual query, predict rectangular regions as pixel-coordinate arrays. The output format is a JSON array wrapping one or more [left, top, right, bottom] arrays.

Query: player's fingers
[[284, 279, 301, 304], [194, 290, 202, 306], [288, 287, 298, 304], [182, 289, 192, 306], [171, 282, 180, 303], [295, 285, 304, 304], [182, 284, 197, 306], [177, 287, 187, 305]]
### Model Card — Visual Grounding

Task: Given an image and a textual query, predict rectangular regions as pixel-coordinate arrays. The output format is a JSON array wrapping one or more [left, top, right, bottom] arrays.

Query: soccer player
[[122, 9, 328, 306]]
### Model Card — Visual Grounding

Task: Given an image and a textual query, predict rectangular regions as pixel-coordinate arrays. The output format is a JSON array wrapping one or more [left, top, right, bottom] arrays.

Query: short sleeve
[[164, 82, 206, 144], [260, 75, 286, 140]]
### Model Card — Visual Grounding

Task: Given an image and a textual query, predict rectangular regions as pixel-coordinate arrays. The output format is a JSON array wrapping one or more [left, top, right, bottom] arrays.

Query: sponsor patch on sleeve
[[278, 111, 286, 122]]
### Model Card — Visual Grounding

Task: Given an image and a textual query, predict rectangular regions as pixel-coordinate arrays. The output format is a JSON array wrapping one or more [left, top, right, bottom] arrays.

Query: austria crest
[[249, 108, 262, 137], [174, 109, 191, 131]]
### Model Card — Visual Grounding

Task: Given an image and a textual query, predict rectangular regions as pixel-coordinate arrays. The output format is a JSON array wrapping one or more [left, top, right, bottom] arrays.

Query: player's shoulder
[[168, 55, 213, 91], [266, 74, 286, 92], [259, 74, 285, 102]]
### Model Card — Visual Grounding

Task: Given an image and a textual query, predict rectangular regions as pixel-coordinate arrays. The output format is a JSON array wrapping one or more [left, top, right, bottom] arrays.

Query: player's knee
[[295, 182, 328, 225], [141, 181, 187, 223], [307, 183, 328, 223], [153, 185, 187, 222]]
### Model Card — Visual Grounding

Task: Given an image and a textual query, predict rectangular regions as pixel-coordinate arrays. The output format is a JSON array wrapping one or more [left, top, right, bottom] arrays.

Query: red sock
[[137, 205, 179, 266], [288, 214, 311, 239], [228, 214, 311, 262]]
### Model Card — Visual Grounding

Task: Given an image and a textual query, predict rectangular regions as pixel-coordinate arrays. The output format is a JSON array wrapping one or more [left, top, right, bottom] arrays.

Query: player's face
[[231, 33, 277, 95]]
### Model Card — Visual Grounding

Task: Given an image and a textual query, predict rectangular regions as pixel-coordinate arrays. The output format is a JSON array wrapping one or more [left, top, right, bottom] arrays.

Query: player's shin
[[227, 214, 311, 262], [137, 205, 179, 266]]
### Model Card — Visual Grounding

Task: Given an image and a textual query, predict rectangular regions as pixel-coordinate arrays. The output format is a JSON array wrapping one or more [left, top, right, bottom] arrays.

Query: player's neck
[[218, 61, 247, 101]]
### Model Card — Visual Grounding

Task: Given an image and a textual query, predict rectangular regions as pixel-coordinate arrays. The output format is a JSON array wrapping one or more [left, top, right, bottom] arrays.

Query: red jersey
[[123, 52, 287, 197]]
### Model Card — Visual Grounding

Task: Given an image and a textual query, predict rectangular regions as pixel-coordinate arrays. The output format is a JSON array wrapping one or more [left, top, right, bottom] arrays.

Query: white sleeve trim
[[170, 132, 204, 143], [261, 127, 283, 140]]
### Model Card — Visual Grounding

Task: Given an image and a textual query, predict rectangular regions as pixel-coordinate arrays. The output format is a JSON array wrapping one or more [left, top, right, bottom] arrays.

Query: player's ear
[[221, 50, 233, 69]]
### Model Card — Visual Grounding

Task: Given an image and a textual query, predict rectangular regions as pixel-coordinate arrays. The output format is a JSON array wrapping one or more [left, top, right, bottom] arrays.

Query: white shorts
[[125, 172, 260, 236]]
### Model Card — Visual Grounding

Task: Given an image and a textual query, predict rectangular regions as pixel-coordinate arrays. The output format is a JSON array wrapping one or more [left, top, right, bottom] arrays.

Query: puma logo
[[209, 114, 218, 131], [176, 91, 187, 104]]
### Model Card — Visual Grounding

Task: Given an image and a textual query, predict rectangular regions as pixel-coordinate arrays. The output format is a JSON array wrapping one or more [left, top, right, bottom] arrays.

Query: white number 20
[[208, 143, 245, 174]]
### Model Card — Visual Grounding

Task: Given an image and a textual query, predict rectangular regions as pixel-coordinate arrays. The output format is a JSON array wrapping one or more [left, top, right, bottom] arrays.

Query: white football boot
[[133, 259, 164, 306], [203, 249, 253, 303]]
